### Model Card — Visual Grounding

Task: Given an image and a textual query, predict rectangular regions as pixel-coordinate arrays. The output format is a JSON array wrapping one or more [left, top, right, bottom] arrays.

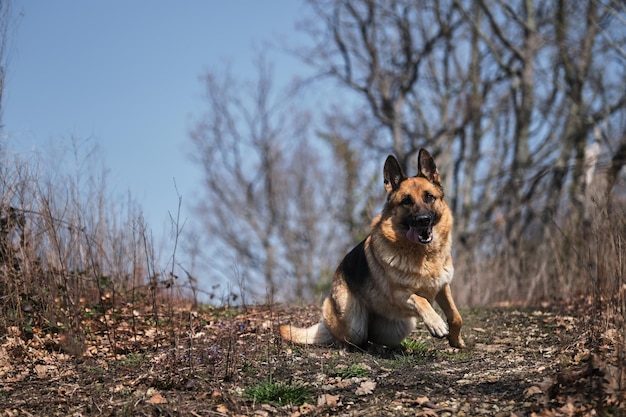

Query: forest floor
[[0, 297, 623, 416]]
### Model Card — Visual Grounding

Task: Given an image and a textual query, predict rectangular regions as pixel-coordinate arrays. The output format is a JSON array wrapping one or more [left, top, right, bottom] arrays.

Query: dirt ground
[[0, 298, 623, 416]]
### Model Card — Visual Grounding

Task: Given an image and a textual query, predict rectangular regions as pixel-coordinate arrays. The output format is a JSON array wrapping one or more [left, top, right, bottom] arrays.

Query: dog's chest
[[366, 237, 454, 296], [383, 253, 452, 285]]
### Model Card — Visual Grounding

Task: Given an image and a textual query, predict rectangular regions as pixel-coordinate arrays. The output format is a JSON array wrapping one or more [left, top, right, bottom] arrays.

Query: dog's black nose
[[413, 214, 432, 228]]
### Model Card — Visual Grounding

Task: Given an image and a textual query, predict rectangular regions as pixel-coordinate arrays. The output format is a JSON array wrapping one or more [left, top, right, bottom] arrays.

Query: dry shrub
[[0, 140, 185, 354], [455, 189, 625, 398], [456, 190, 624, 306], [586, 197, 625, 399]]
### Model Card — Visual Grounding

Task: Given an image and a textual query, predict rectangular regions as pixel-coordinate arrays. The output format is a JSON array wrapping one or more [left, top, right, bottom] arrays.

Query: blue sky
[[3, 2, 310, 258]]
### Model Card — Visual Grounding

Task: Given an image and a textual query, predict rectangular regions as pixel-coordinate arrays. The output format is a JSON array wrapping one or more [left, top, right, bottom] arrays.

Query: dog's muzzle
[[406, 213, 434, 244]]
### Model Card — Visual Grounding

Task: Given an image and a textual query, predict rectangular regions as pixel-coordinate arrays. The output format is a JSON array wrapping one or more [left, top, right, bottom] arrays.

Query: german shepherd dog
[[280, 149, 464, 348]]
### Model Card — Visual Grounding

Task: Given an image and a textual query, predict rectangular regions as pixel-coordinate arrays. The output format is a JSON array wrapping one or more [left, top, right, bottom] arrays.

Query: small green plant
[[243, 380, 310, 407], [441, 350, 471, 361], [83, 308, 100, 319], [85, 365, 103, 374], [21, 318, 34, 338], [401, 338, 430, 355], [199, 305, 240, 319], [43, 319, 66, 333], [242, 360, 255, 375], [117, 352, 146, 366], [383, 339, 436, 368]]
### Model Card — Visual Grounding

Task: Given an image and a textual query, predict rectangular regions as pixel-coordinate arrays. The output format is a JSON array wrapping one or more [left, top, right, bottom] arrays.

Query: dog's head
[[382, 149, 449, 245]]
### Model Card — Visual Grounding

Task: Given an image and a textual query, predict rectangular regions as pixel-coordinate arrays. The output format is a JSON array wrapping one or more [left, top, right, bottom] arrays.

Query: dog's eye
[[423, 192, 436, 204], [401, 195, 413, 206]]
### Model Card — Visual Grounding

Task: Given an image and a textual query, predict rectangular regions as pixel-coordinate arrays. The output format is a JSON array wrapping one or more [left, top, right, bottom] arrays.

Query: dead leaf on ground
[[415, 396, 430, 406], [416, 410, 438, 417], [318, 393, 340, 407], [298, 403, 317, 415], [355, 380, 376, 395], [558, 401, 576, 416], [524, 386, 543, 397], [146, 393, 167, 404], [34, 365, 48, 378]]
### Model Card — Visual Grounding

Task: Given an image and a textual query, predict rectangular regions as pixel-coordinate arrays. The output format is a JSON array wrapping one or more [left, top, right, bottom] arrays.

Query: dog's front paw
[[423, 313, 449, 339], [448, 334, 465, 348]]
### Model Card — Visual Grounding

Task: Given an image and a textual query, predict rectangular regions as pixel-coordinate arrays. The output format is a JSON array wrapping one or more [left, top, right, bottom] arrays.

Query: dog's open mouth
[[406, 226, 433, 244]]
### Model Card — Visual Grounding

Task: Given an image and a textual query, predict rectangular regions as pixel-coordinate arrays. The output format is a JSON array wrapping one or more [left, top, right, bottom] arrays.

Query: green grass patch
[[401, 338, 430, 355], [241, 360, 256, 375], [198, 305, 240, 319], [85, 365, 103, 374], [243, 380, 310, 407], [441, 350, 471, 361], [117, 352, 147, 366], [379, 338, 437, 368]]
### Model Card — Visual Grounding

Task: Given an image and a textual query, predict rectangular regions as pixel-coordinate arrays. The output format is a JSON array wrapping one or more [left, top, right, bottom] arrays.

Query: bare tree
[[297, 0, 626, 304], [300, 0, 464, 169], [189, 0, 625, 305], [544, 0, 626, 221], [190, 57, 344, 301]]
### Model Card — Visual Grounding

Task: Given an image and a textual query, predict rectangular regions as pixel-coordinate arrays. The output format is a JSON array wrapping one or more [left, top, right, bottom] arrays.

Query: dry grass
[[0, 140, 199, 354], [454, 190, 626, 403]]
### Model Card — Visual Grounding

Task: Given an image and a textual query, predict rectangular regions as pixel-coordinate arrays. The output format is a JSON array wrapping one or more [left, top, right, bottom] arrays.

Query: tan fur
[[280, 149, 464, 348]]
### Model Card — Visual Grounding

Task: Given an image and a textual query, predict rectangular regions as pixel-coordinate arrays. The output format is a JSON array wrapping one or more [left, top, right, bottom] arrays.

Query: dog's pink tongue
[[406, 227, 422, 244]]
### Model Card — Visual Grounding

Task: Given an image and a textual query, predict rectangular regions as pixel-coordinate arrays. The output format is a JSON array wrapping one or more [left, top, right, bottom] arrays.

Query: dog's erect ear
[[417, 148, 441, 185], [384, 155, 407, 193]]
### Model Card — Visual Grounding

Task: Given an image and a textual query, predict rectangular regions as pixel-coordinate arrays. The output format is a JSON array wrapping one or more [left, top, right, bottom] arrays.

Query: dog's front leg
[[406, 294, 448, 339], [435, 284, 465, 348]]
